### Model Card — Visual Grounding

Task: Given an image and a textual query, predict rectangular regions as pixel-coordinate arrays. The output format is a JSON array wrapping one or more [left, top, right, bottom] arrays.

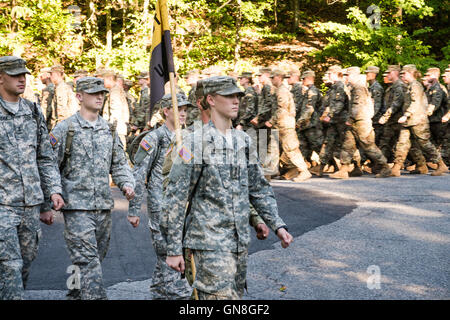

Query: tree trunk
[[106, 6, 112, 52], [274, 0, 278, 27], [234, 0, 242, 69], [293, 0, 299, 33]]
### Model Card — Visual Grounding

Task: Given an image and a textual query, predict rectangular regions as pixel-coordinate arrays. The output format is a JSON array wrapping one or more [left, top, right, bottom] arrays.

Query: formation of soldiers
[[1, 54, 448, 301]]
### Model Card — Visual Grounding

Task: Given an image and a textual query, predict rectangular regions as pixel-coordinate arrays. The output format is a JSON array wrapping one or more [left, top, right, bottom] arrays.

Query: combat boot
[[309, 164, 324, 177], [349, 165, 363, 177], [292, 170, 312, 182], [390, 163, 402, 177], [431, 160, 449, 176], [375, 165, 392, 178], [427, 162, 438, 170], [282, 168, 301, 180], [329, 164, 350, 179], [410, 163, 428, 174]]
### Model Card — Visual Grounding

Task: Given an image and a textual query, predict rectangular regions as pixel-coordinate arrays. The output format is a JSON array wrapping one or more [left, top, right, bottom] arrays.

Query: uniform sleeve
[[404, 82, 421, 118], [329, 86, 347, 119], [37, 108, 63, 212], [298, 88, 317, 124], [128, 135, 158, 217], [428, 85, 445, 115], [391, 84, 404, 114], [164, 137, 197, 256], [110, 131, 135, 190], [246, 136, 286, 232], [372, 85, 384, 116]]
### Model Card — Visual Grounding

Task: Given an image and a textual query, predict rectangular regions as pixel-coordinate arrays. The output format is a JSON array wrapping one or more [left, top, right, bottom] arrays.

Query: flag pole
[[169, 72, 182, 148]]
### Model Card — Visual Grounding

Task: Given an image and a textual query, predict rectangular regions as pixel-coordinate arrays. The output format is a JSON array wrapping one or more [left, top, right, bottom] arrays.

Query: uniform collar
[[74, 111, 109, 130]]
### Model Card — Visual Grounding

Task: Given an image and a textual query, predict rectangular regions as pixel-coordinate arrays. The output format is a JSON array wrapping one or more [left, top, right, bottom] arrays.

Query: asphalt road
[[26, 183, 355, 290]]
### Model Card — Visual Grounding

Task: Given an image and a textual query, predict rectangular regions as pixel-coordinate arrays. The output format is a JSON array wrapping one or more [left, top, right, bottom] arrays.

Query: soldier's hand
[[255, 223, 269, 240], [166, 255, 185, 273], [378, 117, 387, 125], [131, 125, 138, 131], [322, 116, 330, 123], [250, 117, 258, 126], [123, 186, 135, 200], [345, 121, 352, 127], [236, 125, 243, 131], [398, 116, 407, 124], [264, 121, 272, 128], [50, 194, 65, 211], [127, 216, 140, 228], [442, 114, 450, 123], [276, 228, 293, 248], [40, 210, 54, 225]]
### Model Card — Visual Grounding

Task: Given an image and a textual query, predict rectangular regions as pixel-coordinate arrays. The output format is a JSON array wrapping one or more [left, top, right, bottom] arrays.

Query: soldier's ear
[[76, 92, 83, 102]]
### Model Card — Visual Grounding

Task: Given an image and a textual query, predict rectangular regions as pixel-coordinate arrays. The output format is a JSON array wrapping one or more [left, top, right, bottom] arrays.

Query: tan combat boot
[[410, 163, 428, 174], [349, 164, 363, 177], [292, 170, 312, 182], [431, 160, 449, 176], [309, 164, 324, 177], [282, 168, 301, 180], [390, 163, 402, 177], [375, 165, 392, 178], [329, 164, 350, 179]]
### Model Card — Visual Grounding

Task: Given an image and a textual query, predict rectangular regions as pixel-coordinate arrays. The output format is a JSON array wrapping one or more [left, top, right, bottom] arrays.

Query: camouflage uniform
[[236, 85, 258, 130], [128, 94, 192, 300], [394, 77, 442, 167], [186, 85, 200, 127], [41, 82, 54, 120], [164, 77, 287, 300], [0, 57, 62, 300], [339, 75, 388, 170], [50, 78, 134, 300], [47, 65, 79, 130], [101, 82, 130, 146], [426, 79, 447, 151], [296, 75, 323, 162], [319, 80, 349, 166], [368, 79, 384, 144]]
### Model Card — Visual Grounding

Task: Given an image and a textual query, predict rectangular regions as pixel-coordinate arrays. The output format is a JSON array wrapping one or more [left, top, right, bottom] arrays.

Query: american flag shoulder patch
[[49, 133, 58, 147], [140, 139, 152, 152], [178, 145, 193, 163]]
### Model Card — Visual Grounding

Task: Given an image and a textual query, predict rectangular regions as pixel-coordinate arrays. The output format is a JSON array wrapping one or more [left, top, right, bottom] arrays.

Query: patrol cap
[[160, 92, 194, 108], [202, 76, 244, 97], [386, 65, 401, 73], [76, 77, 109, 94], [50, 64, 65, 74], [72, 69, 88, 78], [343, 66, 361, 75], [402, 64, 417, 73], [286, 67, 301, 77], [124, 79, 134, 87], [270, 68, 286, 78], [238, 72, 253, 79], [444, 67, 450, 73], [136, 71, 149, 79], [365, 66, 380, 74], [382, 72, 389, 77], [40, 67, 51, 73], [0, 56, 31, 76], [425, 67, 440, 77], [327, 65, 342, 74], [256, 67, 272, 76], [301, 70, 315, 79]]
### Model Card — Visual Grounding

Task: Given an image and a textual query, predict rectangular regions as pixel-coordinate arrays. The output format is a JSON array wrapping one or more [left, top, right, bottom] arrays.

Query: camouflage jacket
[[426, 80, 447, 123], [50, 112, 134, 210], [348, 84, 374, 122], [0, 97, 62, 209], [402, 80, 429, 127], [272, 83, 296, 130], [186, 86, 200, 127], [102, 84, 130, 136], [128, 124, 173, 231], [237, 86, 258, 129], [368, 80, 384, 121], [257, 84, 277, 126], [163, 121, 286, 255], [328, 81, 349, 123], [291, 82, 303, 117], [297, 84, 322, 130], [47, 81, 78, 129], [382, 80, 405, 124]]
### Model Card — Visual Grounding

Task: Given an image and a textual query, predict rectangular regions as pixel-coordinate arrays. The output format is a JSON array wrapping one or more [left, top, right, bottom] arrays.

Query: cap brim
[[83, 87, 109, 94], [5, 68, 31, 76], [216, 87, 244, 97]]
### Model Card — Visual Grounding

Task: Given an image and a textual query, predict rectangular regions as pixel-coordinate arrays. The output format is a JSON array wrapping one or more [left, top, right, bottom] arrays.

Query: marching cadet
[[365, 66, 384, 145], [235, 71, 258, 131], [296, 70, 324, 165], [49, 77, 135, 300], [39, 67, 54, 117], [128, 93, 193, 300], [0, 56, 64, 300], [164, 76, 293, 300], [440, 68, 450, 166], [391, 65, 448, 176], [185, 69, 201, 126], [47, 64, 79, 130]]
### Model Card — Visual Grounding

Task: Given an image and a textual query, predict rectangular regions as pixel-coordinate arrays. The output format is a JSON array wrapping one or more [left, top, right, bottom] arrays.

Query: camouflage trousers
[[63, 210, 112, 300], [394, 122, 442, 166], [297, 126, 324, 162], [149, 224, 192, 300], [319, 122, 348, 165], [279, 128, 308, 172], [0, 205, 41, 300], [184, 249, 248, 300], [340, 121, 388, 167], [373, 123, 384, 146], [255, 128, 279, 175], [429, 122, 447, 152], [379, 122, 402, 163]]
